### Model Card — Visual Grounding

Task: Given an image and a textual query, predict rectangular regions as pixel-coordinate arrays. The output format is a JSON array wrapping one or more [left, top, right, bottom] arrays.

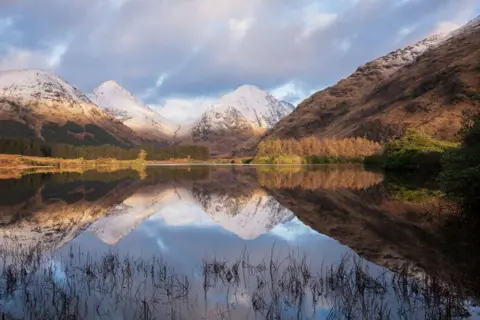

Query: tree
[[138, 149, 147, 162]]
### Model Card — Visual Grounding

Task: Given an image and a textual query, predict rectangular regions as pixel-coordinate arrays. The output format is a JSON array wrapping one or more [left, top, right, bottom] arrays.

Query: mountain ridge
[[263, 16, 480, 143], [0, 69, 140, 146]]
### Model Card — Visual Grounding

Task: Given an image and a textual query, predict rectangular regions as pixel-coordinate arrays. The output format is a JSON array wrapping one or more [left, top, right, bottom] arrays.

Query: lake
[[0, 165, 478, 319]]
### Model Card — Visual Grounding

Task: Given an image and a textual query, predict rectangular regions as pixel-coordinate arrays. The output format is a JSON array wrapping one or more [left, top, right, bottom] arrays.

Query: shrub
[[382, 129, 459, 172], [439, 117, 480, 212]]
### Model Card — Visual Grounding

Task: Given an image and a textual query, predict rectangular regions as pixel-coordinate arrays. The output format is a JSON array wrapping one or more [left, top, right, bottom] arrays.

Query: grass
[[0, 154, 148, 180], [0, 153, 147, 169], [0, 244, 473, 319]]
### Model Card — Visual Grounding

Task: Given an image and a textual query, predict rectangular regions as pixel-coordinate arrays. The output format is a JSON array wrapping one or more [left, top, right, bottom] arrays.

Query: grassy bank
[[148, 157, 254, 165], [0, 153, 147, 172]]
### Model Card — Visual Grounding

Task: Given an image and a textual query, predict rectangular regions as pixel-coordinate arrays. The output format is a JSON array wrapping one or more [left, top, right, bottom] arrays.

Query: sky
[[0, 0, 478, 123]]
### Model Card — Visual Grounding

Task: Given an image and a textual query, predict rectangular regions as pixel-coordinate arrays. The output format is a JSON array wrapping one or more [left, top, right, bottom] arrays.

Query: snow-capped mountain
[[0, 69, 138, 146], [190, 85, 295, 154], [0, 69, 91, 103], [198, 85, 294, 131], [90, 81, 178, 141]]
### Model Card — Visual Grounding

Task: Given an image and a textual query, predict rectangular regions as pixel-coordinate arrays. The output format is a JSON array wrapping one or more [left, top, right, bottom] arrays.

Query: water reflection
[[0, 165, 478, 319]]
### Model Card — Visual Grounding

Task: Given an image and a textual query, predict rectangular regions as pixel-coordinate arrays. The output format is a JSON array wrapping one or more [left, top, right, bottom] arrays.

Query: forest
[[0, 138, 210, 161]]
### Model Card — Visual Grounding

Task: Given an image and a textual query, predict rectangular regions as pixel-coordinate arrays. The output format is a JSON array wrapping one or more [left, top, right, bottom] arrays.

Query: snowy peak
[[213, 84, 295, 129], [357, 33, 447, 77], [190, 84, 294, 154], [0, 69, 90, 103], [90, 81, 177, 140]]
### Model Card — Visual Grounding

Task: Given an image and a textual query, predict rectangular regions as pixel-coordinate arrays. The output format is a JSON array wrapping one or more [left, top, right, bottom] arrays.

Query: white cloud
[[47, 43, 69, 67], [229, 17, 254, 42], [140, 72, 170, 100], [396, 25, 417, 43], [271, 81, 317, 105], [155, 97, 215, 124], [431, 21, 461, 35], [0, 47, 51, 71], [335, 38, 352, 53], [1, 0, 478, 112], [296, 2, 338, 41]]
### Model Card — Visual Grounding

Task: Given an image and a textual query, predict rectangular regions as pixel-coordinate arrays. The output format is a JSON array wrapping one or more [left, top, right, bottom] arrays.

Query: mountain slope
[[90, 81, 178, 142], [0, 69, 139, 146], [190, 85, 294, 155], [265, 17, 480, 142]]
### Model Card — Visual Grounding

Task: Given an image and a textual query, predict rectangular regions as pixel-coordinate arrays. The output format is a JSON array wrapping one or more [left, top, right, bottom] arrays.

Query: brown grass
[[257, 136, 382, 158], [0, 154, 147, 179]]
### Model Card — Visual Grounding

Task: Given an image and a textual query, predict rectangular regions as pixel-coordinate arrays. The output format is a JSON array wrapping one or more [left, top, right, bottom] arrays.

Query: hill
[[0, 70, 139, 146], [264, 17, 480, 142]]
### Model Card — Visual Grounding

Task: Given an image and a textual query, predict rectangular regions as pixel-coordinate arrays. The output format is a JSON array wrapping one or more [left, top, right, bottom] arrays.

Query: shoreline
[[0, 154, 369, 172]]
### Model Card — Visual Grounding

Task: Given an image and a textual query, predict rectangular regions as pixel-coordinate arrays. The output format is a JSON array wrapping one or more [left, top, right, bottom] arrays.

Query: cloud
[[0, 48, 51, 70], [155, 97, 215, 124], [431, 21, 462, 35], [0, 0, 478, 123]]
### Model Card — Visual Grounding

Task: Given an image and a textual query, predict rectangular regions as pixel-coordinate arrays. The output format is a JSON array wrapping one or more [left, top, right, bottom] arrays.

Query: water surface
[[0, 165, 478, 319]]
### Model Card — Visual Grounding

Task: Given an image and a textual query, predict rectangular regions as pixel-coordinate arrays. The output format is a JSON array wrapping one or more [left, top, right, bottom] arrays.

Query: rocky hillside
[[0, 70, 139, 146], [265, 16, 480, 142], [190, 85, 294, 155], [90, 81, 178, 143]]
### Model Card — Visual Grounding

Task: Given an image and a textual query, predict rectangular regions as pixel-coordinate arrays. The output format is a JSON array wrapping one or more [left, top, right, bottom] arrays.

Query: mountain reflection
[[0, 165, 478, 307], [0, 166, 385, 249]]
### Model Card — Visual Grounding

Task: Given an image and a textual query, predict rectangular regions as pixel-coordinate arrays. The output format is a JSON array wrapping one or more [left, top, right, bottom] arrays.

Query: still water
[[0, 165, 478, 319]]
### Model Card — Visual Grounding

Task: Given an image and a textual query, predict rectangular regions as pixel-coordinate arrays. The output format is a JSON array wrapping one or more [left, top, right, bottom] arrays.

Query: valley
[[0, 17, 478, 164], [1, 2, 479, 319]]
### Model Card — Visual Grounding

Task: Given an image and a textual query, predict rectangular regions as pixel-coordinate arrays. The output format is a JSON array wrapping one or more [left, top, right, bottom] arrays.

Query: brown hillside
[[266, 17, 480, 142]]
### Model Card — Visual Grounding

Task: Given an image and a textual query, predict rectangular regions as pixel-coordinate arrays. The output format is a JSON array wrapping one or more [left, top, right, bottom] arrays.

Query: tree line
[[0, 138, 210, 161], [257, 136, 382, 159]]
